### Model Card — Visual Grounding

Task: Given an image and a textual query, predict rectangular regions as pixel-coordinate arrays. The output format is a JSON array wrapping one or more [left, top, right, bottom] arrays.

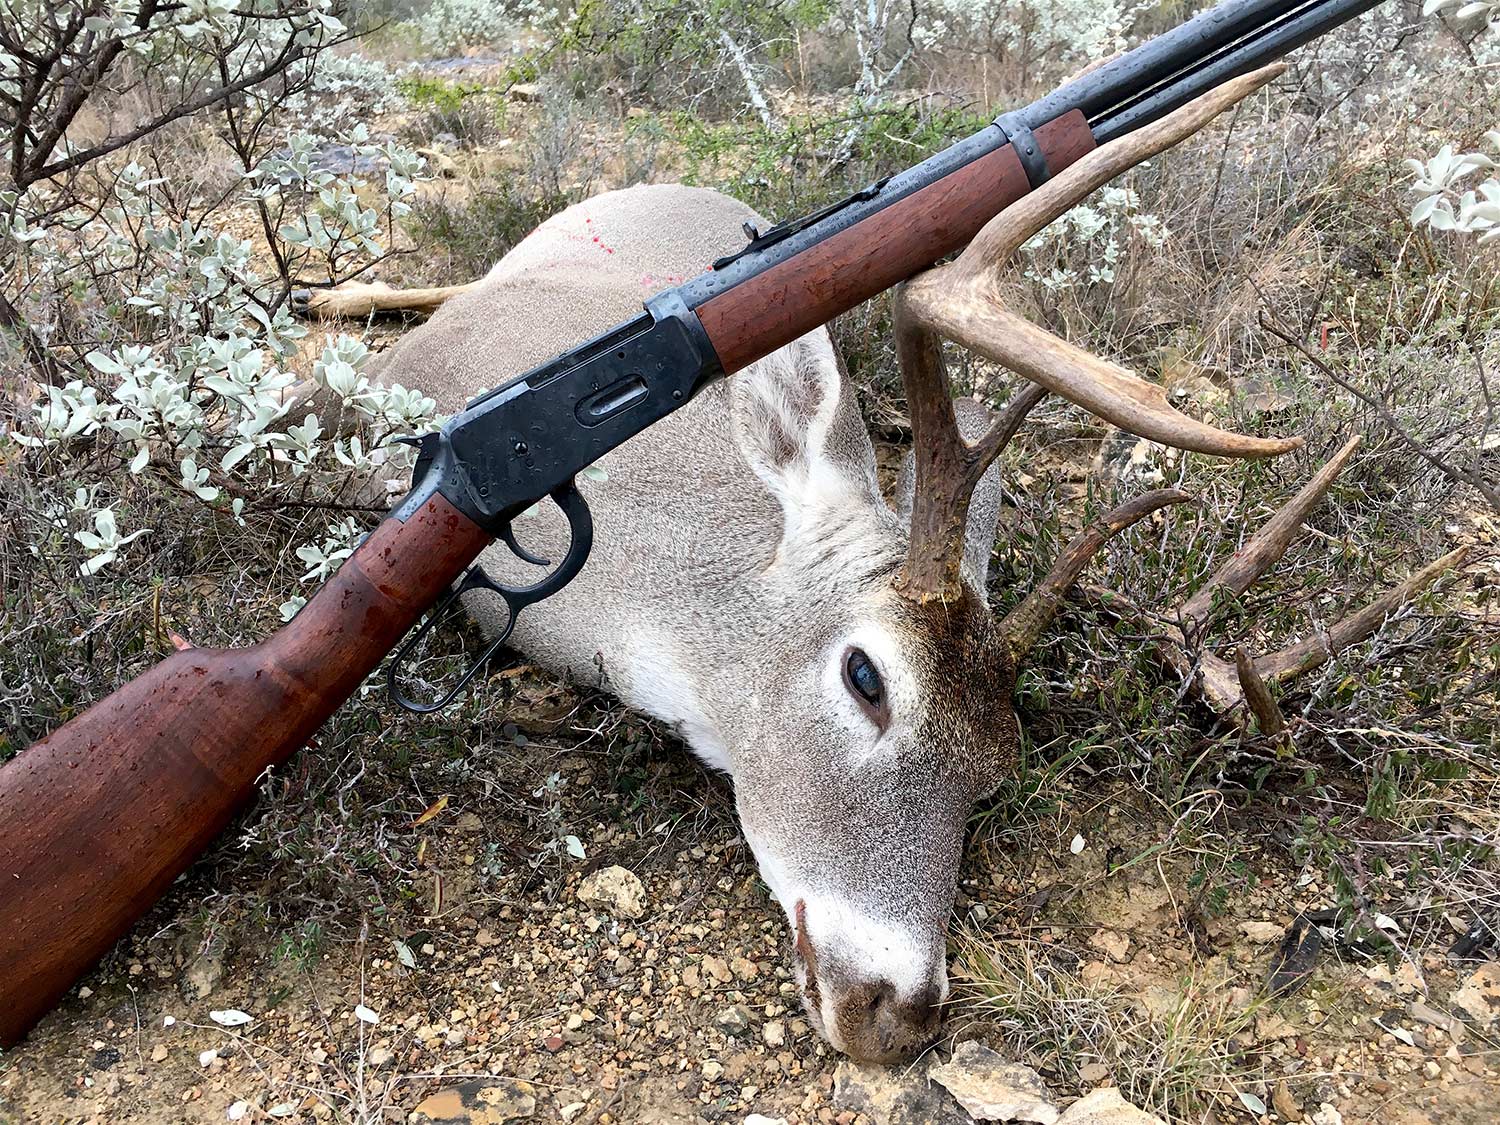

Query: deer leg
[[291, 280, 480, 321]]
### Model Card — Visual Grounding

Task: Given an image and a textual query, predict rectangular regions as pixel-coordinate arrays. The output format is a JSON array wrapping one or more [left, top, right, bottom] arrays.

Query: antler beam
[[892, 62, 1300, 603]]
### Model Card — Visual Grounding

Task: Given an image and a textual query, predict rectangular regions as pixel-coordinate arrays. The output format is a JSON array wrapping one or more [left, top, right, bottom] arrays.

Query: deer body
[[339, 68, 1386, 1064], [372, 184, 1013, 1061]]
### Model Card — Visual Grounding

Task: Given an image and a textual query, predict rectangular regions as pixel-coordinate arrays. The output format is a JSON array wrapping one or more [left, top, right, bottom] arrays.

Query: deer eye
[[843, 648, 887, 726]]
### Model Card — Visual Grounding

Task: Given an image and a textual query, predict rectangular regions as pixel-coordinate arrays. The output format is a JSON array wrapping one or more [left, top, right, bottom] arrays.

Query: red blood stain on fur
[[583, 215, 616, 255]]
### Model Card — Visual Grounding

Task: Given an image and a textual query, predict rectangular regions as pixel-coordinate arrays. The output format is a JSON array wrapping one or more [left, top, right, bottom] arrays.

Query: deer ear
[[732, 333, 878, 532], [894, 397, 1004, 590]]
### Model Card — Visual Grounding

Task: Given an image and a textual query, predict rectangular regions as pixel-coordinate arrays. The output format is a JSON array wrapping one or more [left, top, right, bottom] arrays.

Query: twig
[[1257, 307, 1500, 512]]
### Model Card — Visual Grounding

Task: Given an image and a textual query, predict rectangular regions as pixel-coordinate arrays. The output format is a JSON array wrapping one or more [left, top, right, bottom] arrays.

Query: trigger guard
[[485, 481, 595, 612]]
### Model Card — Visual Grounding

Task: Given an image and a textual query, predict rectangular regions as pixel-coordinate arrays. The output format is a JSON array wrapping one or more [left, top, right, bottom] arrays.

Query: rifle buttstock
[[0, 494, 490, 1047]]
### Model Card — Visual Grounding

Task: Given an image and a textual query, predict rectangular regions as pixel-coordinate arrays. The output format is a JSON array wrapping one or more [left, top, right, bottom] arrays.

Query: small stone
[[744, 1117, 789, 1125], [716, 1006, 753, 1035], [150, 1044, 169, 1063], [542, 1035, 564, 1053], [183, 947, 226, 1001], [578, 865, 646, 920], [408, 1078, 537, 1123], [508, 83, 542, 102], [368, 1046, 394, 1067], [702, 1060, 724, 1082], [1088, 929, 1130, 964], [762, 1020, 785, 1048], [703, 955, 733, 984], [1309, 1104, 1343, 1125], [929, 1041, 1060, 1124], [1239, 921, 1286, 943], [730, 956, 759, 981], [1424, 1060, 1441, 1079], [78, 986, 94, 1000], [1077, 1063, 1109, 1084], [1056, 1088, 1166, 1125]]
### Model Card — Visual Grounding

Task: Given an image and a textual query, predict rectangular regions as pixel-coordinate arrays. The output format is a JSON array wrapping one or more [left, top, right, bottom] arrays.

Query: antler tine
[[892, 63, 1299, 603], [900, 62, 1300, 462], [1080, 439, 1471, 725], [999, 488, 1193, 662], [1179, 434, 1363, 636], [893, 293, 1049, 600], [899, 64, 1301, 465], [1253, 546, 1470, 686]]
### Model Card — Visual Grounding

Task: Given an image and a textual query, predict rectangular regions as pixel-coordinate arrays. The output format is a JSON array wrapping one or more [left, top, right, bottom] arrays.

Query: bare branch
[[1259, 311, 1500, 513]]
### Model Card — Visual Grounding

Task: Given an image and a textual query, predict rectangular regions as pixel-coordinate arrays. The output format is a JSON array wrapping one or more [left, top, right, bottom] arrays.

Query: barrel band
[[994, 112, 1051, 189]]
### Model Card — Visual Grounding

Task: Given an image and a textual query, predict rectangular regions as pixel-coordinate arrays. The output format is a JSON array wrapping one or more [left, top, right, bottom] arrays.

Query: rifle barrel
[[1083, 0, 1391, 142]]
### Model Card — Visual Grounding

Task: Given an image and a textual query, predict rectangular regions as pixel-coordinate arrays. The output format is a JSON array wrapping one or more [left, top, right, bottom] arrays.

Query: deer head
[[715, 65, 1322, 1063]]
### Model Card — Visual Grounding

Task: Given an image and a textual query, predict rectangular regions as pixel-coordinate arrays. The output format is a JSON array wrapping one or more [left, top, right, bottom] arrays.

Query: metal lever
[[387, 481, 594, 713]]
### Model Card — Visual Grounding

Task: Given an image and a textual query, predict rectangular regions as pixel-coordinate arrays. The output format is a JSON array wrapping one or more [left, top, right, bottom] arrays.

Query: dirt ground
[[2, 671, 1496, 1125]]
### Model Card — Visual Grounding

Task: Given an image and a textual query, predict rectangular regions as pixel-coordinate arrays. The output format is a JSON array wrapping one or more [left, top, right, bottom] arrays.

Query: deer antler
[[1086, 435, 1470, 730], [892, 63, 1300, 603]]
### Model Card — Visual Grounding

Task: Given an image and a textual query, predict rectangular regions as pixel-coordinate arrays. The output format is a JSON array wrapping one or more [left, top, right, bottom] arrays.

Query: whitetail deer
[[302, 68, 1463, 1062]]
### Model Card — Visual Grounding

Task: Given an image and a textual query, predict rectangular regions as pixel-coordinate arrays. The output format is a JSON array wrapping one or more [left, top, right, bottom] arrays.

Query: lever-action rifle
[[0, 0, 1387, 1046]]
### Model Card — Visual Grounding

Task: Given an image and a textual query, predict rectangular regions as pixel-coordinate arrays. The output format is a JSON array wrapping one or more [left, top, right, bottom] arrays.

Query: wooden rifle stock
[[0, 495, 490, 1047]]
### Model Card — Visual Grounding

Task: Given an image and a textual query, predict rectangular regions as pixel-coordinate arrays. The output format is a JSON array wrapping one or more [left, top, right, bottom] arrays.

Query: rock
[[1077, 1063, 1108, 1085], [702, 1060, 724, 1082], [508, 83, 542, 102], [368, 1046, 395, 1066], [744, 1117, 789, 1125], [1272, 1080, 1302, 1122], [929, 1041, 1059, 1123], [1088, 929, 1130, 964], [182, 947, 226, 1000], [577, 866, 647, 920], [1239, 921, 1286, 943], [1135, 986, 1181, 1023], [408, 1079, 536, 1123], [730, 955, 759, 981], [150, 1043, 169, 1063], [702, 955, 733, 984], [1056, 1088, 1165, 1125], [417, 148, 459, 178], [1451, 962, 1500, 1026], [1255, 1012, 1298, 1042], [762, 1020, 785, 1048], [833, 1059, 971, 1125], [715, 1005, 752, 1035], [1308, 1104, 1343, 1125], [1409, 999, 1466, 1043]]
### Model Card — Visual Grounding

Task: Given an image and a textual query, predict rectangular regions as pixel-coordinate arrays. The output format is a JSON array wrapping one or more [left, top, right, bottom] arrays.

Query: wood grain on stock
[[0, 494, 490, 1047], [697, 111, 1097, 374]]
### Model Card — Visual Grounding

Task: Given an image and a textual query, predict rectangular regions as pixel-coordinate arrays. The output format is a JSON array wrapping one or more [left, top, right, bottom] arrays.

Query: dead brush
[[953, 932, 1273, 1122]]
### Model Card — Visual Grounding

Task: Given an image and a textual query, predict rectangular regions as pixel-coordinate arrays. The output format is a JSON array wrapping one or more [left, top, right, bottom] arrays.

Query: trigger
[[500, 522, 550, 567]]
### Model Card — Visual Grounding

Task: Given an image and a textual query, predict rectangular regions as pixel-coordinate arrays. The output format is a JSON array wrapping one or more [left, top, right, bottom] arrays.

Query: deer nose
[[830, 976, 943, 1063], [791, 897, 948, 1062]]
